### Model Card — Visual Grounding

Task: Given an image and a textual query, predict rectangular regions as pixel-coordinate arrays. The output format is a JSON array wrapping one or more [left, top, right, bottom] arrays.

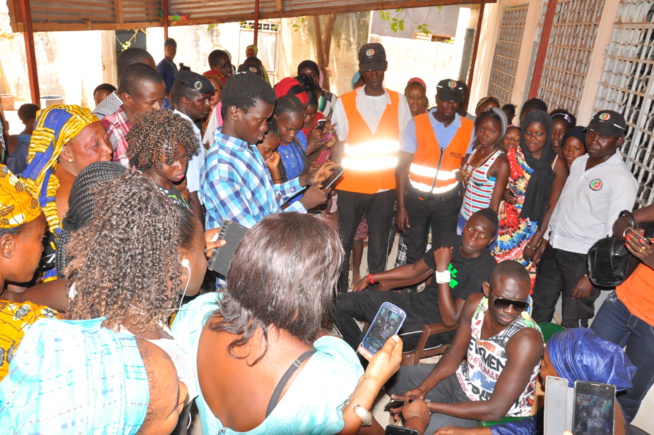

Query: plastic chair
[[376, 268, 458, 366]]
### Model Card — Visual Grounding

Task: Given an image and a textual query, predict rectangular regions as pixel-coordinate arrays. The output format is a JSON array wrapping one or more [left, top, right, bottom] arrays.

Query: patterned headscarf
[[0, 165, 41, 229], [547, 328, 636, 390], [0, 317, 149, 434], [203, 71, 228, 86], [21, 105, 98, 235]]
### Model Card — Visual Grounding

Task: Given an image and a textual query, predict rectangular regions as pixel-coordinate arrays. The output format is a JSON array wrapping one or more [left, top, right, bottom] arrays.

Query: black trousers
[[402, 185, 461, 265], [336, 189, 396, 293], [334, 289, 453, 352], [532, 244, 601, 328]]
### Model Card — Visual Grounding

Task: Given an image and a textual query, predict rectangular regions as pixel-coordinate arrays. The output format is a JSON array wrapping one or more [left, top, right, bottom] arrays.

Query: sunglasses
[[491, 294, 529, 312]]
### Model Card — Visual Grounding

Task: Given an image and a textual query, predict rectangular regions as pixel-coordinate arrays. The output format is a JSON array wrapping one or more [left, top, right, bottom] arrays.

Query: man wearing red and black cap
[[532, 109, 637, 328], [396, 79, 475, 271], [331, 42, 412, 293]]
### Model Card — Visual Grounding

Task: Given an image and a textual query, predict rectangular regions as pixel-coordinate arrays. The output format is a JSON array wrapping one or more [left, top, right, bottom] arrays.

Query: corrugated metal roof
[[8, 0, 492, 32]]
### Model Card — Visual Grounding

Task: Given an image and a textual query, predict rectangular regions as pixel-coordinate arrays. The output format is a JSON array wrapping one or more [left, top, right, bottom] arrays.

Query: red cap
[[275, 77, 309, 106]]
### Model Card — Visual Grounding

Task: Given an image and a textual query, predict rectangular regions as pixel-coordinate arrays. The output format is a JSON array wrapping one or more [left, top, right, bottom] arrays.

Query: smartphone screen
[[573, 381, 616, 435], [317, 119, 327, 131], [320, 165, 344, 190], [360, 302, 406, 355]]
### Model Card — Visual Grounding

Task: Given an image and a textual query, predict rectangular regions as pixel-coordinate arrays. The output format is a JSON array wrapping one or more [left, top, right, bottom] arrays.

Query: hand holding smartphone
[[359, 302, 406, 356], [207, 220, 249, 277], [320, 165, 344, 190]]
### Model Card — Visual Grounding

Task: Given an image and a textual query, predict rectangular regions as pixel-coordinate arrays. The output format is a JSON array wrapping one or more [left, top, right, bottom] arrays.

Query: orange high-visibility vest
[[337, 89, 401, 194], [408, 113, 473, 194]]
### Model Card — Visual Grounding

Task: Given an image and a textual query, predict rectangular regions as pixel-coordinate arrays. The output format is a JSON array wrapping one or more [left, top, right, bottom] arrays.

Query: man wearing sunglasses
[[387, 260, 543, 432]]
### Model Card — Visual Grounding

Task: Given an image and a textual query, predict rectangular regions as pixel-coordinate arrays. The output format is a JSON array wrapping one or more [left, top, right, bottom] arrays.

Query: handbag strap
[[265, 349, 316, 417]]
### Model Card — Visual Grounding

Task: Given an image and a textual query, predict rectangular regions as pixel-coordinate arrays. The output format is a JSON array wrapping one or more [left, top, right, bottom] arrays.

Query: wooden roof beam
[[114, 0, 124, 24]]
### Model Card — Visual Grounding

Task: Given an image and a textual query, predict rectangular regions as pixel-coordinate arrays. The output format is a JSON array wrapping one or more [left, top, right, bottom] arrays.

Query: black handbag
[[587, 210, 654, 288], [587, 236, 640, 288]]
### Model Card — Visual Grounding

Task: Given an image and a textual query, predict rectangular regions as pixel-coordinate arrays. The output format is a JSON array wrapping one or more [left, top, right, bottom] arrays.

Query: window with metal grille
[[538, 0, 605, 116], [487, 4, 529, 105], [594, 1, 654, 207]]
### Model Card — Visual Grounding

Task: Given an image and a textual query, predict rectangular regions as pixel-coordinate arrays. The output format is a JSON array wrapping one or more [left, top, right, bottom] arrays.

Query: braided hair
[[126, 109, 198, 172], [65, 170, 185, 334], [55, 161, 126, 278], [273, 95, 303, 117]]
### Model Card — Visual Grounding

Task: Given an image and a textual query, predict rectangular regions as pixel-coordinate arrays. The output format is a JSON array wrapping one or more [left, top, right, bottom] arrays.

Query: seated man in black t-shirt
[[334, 208, 498, 352]]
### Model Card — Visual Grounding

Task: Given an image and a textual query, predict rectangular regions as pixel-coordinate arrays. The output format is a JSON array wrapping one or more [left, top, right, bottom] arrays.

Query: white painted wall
[[0, 3, 104, 109]]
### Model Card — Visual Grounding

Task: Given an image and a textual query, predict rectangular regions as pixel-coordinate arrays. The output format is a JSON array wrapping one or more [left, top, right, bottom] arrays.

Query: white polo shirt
[[546, 152, 637, 254]]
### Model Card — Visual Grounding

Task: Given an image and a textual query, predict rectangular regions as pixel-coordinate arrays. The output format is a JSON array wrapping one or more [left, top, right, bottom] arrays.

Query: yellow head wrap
[[0, 164, 41, 229], [21, 105, 99, 234]]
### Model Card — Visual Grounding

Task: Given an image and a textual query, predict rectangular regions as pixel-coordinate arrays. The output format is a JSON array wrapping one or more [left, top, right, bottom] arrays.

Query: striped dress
[[492, 146, 539, 284], [460, 148, 503, 222]]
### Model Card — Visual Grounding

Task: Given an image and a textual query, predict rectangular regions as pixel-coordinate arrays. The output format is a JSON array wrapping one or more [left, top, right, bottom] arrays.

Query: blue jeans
[[590, 291, 654, 422]]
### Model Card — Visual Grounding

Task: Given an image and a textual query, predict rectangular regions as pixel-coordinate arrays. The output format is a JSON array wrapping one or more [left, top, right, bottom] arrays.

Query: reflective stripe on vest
[[342, 139, 400, 171], [336, 89, 401, 194], [408, 112, 473, 195], [408, 163, 459, 194]]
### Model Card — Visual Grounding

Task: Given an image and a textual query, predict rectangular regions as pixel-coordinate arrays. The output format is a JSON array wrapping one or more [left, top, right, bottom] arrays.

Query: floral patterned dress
[[492, 146, 539, 284]]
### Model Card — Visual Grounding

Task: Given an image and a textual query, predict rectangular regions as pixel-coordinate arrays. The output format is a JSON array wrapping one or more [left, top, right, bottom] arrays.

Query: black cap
[[436, 79, 464, 103], [358, 43, 387, 71], [175, 70, 214, 94], [237, 63, 263, 78], [587, 110, 626, 137]]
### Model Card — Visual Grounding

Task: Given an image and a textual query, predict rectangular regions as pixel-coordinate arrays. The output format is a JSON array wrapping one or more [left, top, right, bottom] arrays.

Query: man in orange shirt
[[331, 43, 412, 293], [592, 206, 654, 422]]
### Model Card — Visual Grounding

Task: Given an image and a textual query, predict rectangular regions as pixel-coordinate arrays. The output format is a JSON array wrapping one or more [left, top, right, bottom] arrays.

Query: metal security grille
[[487, 4, 529, 104], [594, 1, 654, 207], [538, 0, 605, 116]]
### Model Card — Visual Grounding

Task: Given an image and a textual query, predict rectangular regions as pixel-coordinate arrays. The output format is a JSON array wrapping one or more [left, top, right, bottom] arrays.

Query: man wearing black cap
[[331, 42, 412, 293], [237, 61, 263, 79], [396, 79, 475, 271], [532, 110, 637, 328], [172, 70, 214, 225]]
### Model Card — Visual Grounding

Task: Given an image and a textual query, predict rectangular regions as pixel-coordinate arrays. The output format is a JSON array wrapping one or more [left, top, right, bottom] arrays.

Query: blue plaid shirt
[[201, 129, 307, 229]]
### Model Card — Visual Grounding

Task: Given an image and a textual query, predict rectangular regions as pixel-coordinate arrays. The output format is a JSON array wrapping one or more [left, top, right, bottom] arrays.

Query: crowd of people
[[0, 37, 651, 434]]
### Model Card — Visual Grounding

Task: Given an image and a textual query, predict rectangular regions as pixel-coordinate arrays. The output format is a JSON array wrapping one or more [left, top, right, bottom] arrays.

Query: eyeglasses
[[492, 296, 529, 312]]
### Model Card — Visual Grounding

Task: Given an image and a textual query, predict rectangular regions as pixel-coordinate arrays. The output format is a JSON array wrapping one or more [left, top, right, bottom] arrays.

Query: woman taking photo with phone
[[173, 212, 415, 434]]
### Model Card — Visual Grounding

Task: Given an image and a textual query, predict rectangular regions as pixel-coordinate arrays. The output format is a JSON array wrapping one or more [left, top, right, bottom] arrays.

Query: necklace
[[461, 148, 499, 187]]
